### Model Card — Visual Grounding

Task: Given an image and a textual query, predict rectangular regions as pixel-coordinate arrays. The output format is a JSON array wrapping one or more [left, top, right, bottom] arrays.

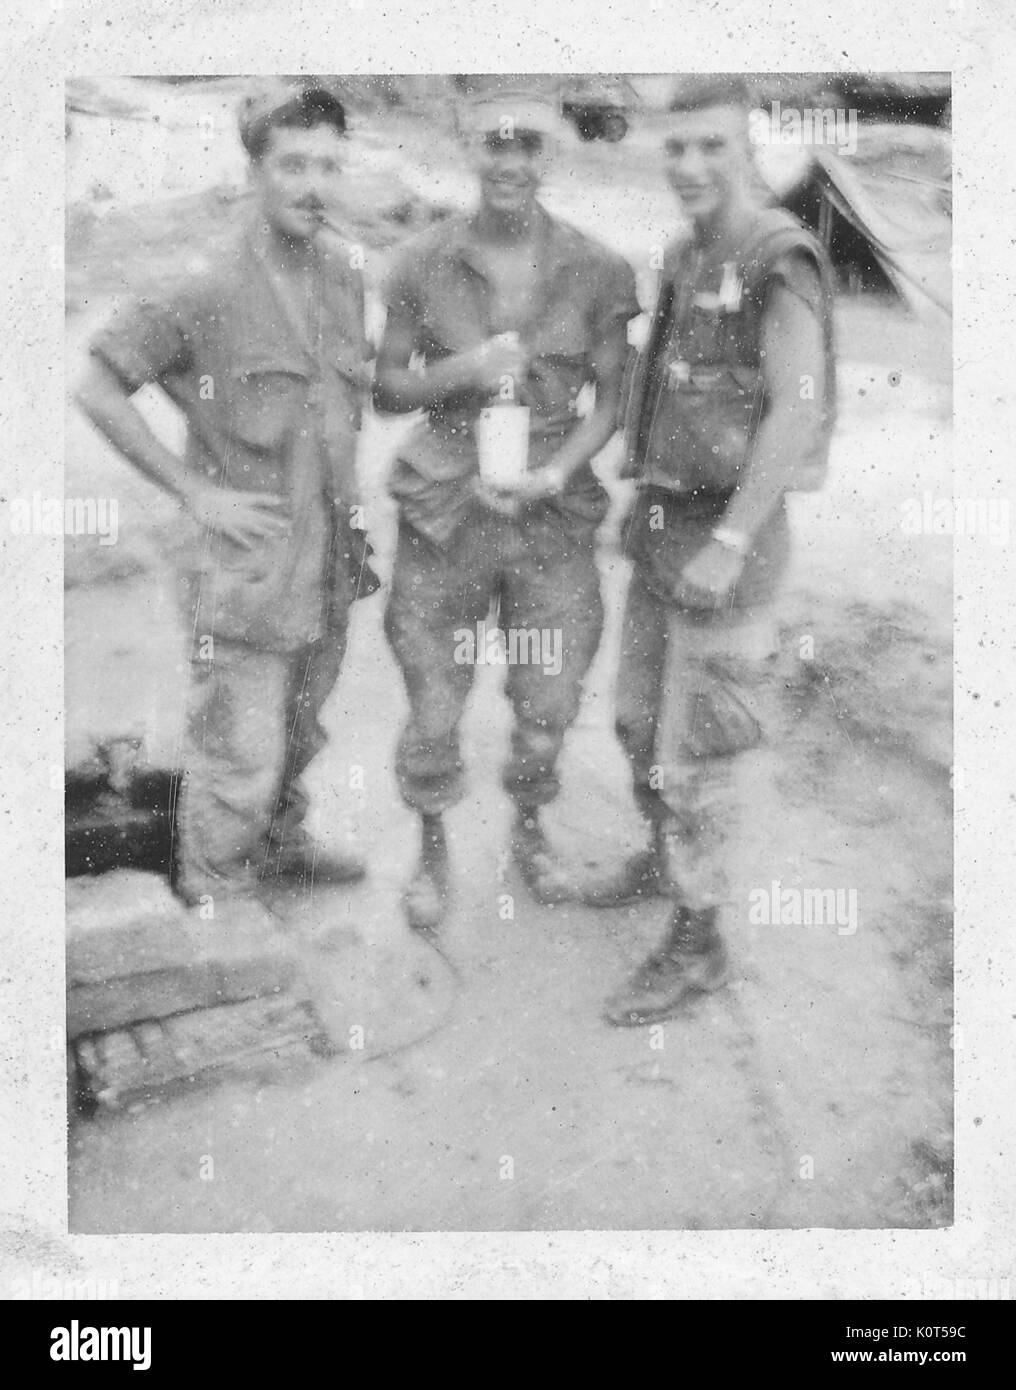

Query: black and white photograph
[[60, 68, 957, 1234], [1, 0, 1013, 1313]]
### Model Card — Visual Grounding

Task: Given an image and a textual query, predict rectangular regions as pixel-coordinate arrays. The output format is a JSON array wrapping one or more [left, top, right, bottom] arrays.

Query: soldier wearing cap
[[373, 84, 640, 930], [583, 75, 837, 1025], [76, 83, 376, 909]]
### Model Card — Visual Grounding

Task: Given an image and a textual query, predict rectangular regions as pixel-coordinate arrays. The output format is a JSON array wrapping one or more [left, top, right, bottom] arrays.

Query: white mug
[[475, 403, 530, 489]]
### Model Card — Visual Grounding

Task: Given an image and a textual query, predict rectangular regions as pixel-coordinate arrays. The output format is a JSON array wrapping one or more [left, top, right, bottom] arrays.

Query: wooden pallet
[[71, 994, 335, 1112], [66, 870, 337, 1113]]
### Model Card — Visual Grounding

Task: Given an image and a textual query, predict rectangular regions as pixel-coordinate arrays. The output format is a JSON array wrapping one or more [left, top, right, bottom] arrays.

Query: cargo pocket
[[226, 366, 307, 454], [195, 526, 297, 647], [681, 671, 763, 758]]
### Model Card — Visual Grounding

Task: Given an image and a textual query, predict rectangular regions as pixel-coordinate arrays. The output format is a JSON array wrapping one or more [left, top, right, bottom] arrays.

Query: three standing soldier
[[77, 77, 835, 1035]]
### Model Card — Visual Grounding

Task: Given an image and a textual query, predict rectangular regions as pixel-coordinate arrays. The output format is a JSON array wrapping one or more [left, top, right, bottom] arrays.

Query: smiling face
[[468, 127, 550, 219], [663, 103, 751, 227], [250, 122, 347, 242]]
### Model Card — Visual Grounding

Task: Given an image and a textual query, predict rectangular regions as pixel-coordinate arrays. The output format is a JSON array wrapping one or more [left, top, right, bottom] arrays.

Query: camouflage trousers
[[176, 627, 346, 905], [384, 504, 604, 815], [614, 563, 781, 911]]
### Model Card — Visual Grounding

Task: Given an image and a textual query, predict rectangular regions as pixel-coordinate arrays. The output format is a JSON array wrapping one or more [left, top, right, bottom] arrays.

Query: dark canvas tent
[[772, 125, 952, 320]]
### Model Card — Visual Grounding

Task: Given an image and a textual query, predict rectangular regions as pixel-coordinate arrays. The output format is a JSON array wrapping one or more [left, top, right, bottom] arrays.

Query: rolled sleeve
[[89, 295, 195, 393]]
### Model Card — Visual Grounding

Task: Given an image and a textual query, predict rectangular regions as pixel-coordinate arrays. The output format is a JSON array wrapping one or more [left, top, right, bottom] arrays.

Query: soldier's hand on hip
[[673, 539, 745, 611], [185, 486, 289, 550]]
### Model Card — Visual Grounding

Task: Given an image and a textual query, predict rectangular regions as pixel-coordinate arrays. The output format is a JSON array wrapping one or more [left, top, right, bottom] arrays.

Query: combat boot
[[602, 903, 730, 1026], [261, 826, 367, 886], [402, 814, 451, 932], [580, 819, 678, 907], [512, 810, 575, 905]]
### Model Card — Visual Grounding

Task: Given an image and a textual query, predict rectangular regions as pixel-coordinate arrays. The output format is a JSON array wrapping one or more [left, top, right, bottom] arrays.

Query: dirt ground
[[64, 87, 953, 1232]]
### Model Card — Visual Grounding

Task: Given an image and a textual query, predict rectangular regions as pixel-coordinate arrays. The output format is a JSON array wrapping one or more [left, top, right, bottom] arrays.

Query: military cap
[[237, 80, 347, 156], [457, 81, 562, 138]]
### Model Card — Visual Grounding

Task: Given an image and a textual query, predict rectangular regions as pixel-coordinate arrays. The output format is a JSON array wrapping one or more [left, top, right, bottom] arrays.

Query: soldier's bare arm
[[674, 278, 825, 608], [509, 312, 631, 500], [720, 279, 826, 539], [372, 301, 528, 413]]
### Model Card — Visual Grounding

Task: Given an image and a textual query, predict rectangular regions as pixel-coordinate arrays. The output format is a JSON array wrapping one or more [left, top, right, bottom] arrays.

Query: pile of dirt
[[780, 596, 952, 776]]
